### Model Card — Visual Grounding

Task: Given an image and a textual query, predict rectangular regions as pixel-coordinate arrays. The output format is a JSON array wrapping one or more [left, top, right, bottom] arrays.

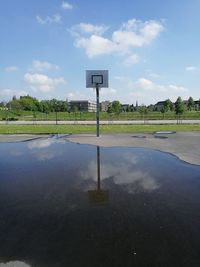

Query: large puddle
[[0, 136, 200, 267]]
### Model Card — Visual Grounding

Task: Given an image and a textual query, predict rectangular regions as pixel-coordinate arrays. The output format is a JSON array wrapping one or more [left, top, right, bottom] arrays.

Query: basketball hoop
[[86, 70, 109, 137]]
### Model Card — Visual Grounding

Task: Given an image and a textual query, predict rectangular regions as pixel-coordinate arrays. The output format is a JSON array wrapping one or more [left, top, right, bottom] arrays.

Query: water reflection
[[81, 148, 159, 194], [0, 262, 30, 267], [88, 146, 109, 205], [0, 138, 200, 267], [27, 137, 65, 161]]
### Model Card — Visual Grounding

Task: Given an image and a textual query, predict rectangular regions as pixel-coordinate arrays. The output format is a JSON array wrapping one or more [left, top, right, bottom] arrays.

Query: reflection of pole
[[97, 146, 100, 191], [96, 84, 100, 137], [88, 145, 109, 205]]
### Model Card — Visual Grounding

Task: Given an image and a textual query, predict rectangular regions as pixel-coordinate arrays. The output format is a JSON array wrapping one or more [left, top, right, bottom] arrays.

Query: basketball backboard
[[86, 70, 109, 88]]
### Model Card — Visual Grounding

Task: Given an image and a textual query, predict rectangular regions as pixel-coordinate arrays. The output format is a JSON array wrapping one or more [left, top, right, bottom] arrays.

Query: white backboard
[[86, 70, 109, 88]]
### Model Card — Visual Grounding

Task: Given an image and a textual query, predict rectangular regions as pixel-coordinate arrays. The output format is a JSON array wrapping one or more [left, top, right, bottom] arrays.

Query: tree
[[19, 95, 39, 111], [175, 96, 185, 123], [161, 99, 173, 118], [161, 107, 166, 118], [40, 100, 50, 113], [70, 105, 78, 113], [106, 101, 121, 114], [0, 101, 6, 108], [9, 99, 22, 115], [187, 96, 194, 111], [130, 104, 134, 112], [139, 104, 148, 122], [175, 97, 184, 115], [111, 101, 121, 114], [164, 99, 173, 112], [127, 105, 132, 112], [107, 103, 113, 113]]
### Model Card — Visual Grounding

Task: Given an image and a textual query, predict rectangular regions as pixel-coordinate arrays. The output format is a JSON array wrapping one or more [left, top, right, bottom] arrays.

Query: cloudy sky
[[0, 0, 200, 105]]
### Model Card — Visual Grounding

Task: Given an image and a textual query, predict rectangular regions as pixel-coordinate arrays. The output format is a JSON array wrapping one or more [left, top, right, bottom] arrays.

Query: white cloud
[[99, 87, 117, 96], [70, 23, 109, 36], [67, 91, 87, 100], [126, 77, 190, 104], [5, 66, 19, 72], [24, 73, 66, 93], [62, 1, 73, 10], [71, 19, 164, 58], [75, 35, 118, 57], [114, 76, 129, 82], [0, 89, 28, 98], [36, 16, 46, 25], [123, 54, 140, 66], [36, 14, 62, 25], [148, 72, 162, 78], [31, 60, 60, 72], [135, 78, 188, 93], [67, 87, 117, 102], [112, 76, 190, 104], [129, 91, 145, 98], [185, 65, 198, 71]]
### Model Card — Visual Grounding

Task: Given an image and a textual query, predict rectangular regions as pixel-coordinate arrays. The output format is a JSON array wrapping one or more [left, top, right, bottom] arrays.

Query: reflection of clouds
[[120, 171, 159, 194], [10, 151, 23, 157], [123, 153, 139, 164], [36, 150, 63, 161], [81, 152, 159, 193], [0, 261, 31, 267], [27, 138, 58, 149], [27, 138, 65, 161]]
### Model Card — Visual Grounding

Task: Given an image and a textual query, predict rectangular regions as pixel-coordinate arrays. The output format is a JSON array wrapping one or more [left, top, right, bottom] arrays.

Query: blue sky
[[0, 0, 200, 105]]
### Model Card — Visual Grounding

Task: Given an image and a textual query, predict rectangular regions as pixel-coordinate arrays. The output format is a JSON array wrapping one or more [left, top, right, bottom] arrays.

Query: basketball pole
[[96, 83, 100, 137]]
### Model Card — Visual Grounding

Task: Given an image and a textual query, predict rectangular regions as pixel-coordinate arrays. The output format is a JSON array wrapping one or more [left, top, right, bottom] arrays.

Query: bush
[[1, 117, 18, 121]]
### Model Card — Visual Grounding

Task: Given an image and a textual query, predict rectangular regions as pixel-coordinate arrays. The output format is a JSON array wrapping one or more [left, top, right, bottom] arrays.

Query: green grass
[[0, 124, 200, 134], [1, 110, 200, 121]]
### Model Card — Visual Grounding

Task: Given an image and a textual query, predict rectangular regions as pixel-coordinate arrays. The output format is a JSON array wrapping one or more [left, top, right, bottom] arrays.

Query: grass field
[[1, 110, 200, 121], [0, 124, 200, 134]]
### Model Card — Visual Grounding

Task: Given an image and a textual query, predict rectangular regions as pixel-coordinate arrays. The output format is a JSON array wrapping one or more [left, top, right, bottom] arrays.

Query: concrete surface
[[66, 132, 200, 166], [0, 134, 49, 142]]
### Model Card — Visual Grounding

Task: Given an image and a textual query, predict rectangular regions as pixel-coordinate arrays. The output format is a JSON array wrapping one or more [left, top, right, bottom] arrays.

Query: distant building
[[183, 100, 200, 110], [154, 101, 165, 111], [121, 104, 129, 112], [194, 100, 200, 110], [69, 100, 96, 112], [101, 101, 110, 112]]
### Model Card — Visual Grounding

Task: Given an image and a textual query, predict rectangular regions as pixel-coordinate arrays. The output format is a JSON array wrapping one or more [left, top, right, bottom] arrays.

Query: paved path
[[0, 120, 200, 125], [66, 132, 200, 166]]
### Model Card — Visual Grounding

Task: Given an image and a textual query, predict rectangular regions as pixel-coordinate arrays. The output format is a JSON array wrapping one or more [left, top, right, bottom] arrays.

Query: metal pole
[[96, 84, 100, 137], [97, 146, 100, 191]]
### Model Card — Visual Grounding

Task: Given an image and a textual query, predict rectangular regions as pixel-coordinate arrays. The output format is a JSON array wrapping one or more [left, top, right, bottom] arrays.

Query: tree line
[[0, 95, 68, 114], [0, 95, 199, 115], [107, 97, 199, 115]]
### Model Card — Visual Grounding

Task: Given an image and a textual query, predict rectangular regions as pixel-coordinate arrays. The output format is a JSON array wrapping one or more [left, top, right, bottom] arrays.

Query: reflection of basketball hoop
[[86, 70, 109, 137], [88, 190, 109, 206]]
